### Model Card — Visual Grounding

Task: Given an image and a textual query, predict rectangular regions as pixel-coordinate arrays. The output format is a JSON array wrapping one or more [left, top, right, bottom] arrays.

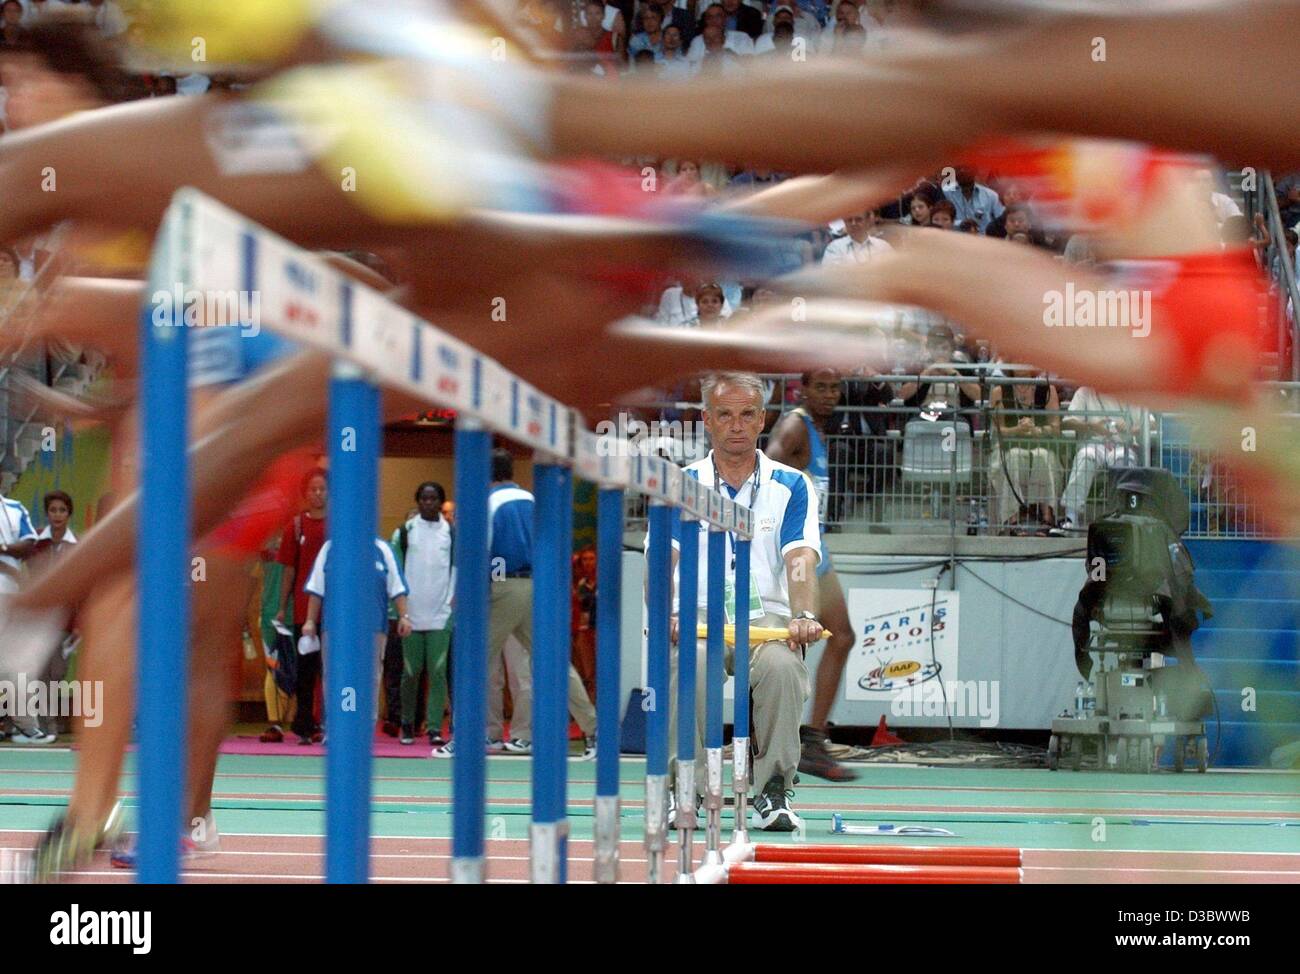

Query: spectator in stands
[[900, 187, 935, 226], [930, 199, 957, 230], [629, 4, 665, 59], [833, 354, 899, 523], [731, 164, 784, 188], [999, 203, 1051, 247], [689, 281, 727, 326], [894, 324, 982, 423], [0, 4, 28, 49], [990, 367, 1063, 532], [821, 209, 893, 265], [441, 498, 455, 526], [756, 17, 797, 57], [659, 23, 692, 76], [390, 482, 455, 747], [820, 0, 869, 54], [656, 274, 709, 325], [829, 21, 867, 55], [719, 0, 763, 39], [1194, 167, 1242, 226], [762, 2, 818, 40], [1275, 173, 1300, 229], [943, 166, 1005, 233], [275, 469, 329, 745], [695, 22, 747, 74], [665, 158, 713, 196], [20, 0, 69, 27], [643, 0, 694, 45], [1058, 386, 1142, 530], [984, 182, 1030, 238], [957, 219, 981, 233], [584, 1, 626, 54], [688, 2, 754, 60]]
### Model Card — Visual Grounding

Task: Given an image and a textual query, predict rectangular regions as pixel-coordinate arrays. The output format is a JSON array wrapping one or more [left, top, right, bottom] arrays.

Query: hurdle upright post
[[644, 499, 672, 884], [137, 221, 191, 885], [531, 456, 572, 883], [732, 535, 752, 845], [593, 485, 624, 884], [451, 419, 491, 883], [674, 502, 700, 884], [702, 525, 727, 866], [324, 355, 381, 884]]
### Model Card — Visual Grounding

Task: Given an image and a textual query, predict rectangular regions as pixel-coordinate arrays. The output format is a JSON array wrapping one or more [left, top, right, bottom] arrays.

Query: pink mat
[[218, 723, 583, 759], [220, 731, 430, 759]]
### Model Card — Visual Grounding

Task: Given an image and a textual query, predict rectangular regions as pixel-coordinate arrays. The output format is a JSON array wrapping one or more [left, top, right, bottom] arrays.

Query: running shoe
[[797, 725, 859, 782], [30, 817, 99, 882], [750, 773, 802, 832], [579, 735, 597, 761], [9, 727, 56, 745], [400, 724, 415, 745], [259, 724, 284, 743], [502, 738, 531, 754]]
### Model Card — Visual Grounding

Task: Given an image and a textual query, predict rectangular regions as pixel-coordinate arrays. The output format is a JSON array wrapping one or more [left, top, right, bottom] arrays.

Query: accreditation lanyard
[[713, 450, 762, 571]]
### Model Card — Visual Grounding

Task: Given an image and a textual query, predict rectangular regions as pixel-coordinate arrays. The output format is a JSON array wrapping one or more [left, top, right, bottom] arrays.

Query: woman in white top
[[34, 489, 77, 557]]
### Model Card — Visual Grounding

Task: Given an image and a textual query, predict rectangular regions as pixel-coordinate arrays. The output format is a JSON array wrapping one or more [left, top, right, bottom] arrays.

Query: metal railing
[[624, 374, 1299, 539]]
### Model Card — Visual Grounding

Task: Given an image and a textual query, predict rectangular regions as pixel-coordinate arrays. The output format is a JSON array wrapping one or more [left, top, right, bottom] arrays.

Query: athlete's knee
[[824, 628, 855, 659]]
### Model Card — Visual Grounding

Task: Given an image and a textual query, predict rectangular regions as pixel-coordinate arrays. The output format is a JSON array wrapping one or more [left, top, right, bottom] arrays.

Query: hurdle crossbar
[[140, 189, 753, 884]]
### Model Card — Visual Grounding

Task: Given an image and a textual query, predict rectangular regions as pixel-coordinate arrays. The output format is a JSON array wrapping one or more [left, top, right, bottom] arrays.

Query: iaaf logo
[[858, 657, 942, 692], [1042, 284, 1152, 337], [150, 286, 260, 337], [435, 344, 461, 396]]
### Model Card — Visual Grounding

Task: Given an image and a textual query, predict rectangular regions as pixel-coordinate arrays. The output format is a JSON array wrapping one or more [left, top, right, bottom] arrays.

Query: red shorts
[[202, 449, 321, 558], [1108, 247, 1265, 403], [960, 137, 1198, 234]]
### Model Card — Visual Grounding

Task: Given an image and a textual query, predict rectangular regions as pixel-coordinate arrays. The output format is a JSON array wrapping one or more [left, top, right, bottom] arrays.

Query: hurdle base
[[450, 857, 486, 884], [691, 839, 755, 884]]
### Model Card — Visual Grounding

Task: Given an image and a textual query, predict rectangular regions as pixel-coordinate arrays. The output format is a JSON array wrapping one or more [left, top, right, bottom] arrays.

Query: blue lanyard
[[714, 451, 761, 570]]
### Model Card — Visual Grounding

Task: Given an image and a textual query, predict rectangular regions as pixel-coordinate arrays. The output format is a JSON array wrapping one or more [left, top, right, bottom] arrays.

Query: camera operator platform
[[1049, 468, 1212, 774]]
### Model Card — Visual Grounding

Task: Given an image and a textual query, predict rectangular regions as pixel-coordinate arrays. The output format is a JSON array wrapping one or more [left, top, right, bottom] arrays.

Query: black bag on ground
[[270, 626, 298, 697]]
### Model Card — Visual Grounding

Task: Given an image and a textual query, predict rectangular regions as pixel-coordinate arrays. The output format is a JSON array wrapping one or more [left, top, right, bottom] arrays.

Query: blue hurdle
[[138, 189, 752, 884], [674, 484, 701, 883], [137, 213, 191, 885]]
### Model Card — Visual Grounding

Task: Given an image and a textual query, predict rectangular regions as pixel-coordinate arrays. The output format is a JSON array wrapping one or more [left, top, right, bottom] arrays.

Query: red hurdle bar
[[727, 862, 1022, 884], [752, 845, 1022, 868]]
